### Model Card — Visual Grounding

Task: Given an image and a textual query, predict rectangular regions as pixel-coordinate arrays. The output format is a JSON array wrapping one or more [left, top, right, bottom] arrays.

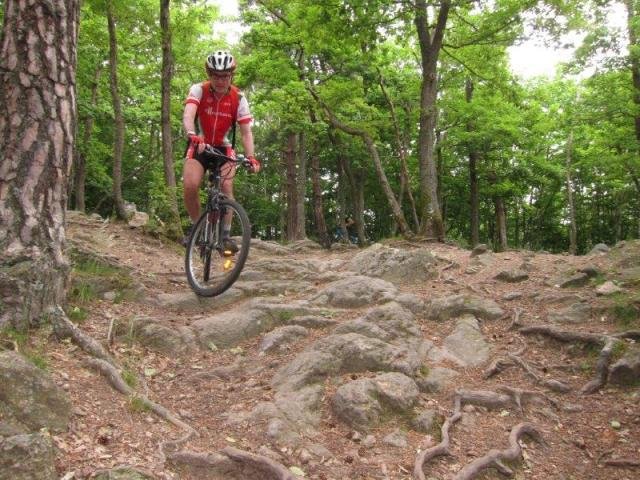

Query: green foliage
[[122, 369, 138, 389], [70, 0, 640, 250]]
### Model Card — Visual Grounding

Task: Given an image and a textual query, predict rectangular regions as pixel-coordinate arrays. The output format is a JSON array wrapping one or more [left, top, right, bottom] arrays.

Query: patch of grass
[[67, 305, 88, 323], [418, 364, 430, 377], [121, 369, 138, 389], [74, 257, 121, 276], [277, 310, 294, 323], [0, 327, 28, 349], [128, 395, 151, 413], [609, 293, 640, 329], [69, 282, 97, 303], [612, 341, 628, 362], [26, 352, 48, 370]]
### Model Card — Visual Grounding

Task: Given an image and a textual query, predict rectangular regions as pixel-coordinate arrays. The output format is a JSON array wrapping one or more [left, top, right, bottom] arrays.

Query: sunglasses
[[211, 73, 232, 80]]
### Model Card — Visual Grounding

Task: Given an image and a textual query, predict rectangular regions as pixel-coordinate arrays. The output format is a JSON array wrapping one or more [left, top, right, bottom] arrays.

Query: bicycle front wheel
[[185, 199, 251, 297]]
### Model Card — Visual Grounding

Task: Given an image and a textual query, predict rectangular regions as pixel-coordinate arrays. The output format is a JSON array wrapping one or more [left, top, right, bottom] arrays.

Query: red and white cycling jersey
[[184, 82, 252, 145]]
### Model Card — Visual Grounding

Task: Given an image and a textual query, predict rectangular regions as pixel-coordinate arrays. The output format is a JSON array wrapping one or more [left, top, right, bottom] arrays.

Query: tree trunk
[[74, 64, 102, 212], [625, 0, 640, 144], [160, 0, 182, 238], [284, 132, 299, 241], [414, 0, 450, 240], [0, 0, 80, 329], [466, 78, 481, 247], [377, 69, 419, 233], [309, 111, 329, 246], [565, 131, 577, 254], [309, 88, 410, 236], [107, 0, 127, 220], [494, 196, 508, 252], [296, 131, 307, 239]]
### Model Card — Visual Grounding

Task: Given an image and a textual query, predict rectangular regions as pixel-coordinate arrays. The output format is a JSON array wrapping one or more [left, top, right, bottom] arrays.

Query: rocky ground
[[2, 210, 640, 480]]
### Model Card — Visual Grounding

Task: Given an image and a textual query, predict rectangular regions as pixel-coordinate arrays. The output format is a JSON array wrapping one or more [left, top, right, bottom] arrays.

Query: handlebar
[[188, 142, 252, 169]]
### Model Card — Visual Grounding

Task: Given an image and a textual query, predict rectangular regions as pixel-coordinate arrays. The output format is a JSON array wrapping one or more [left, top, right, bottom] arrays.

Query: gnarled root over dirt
[[413, 396, 462, 480], [453, 423, 545, 480], [413, 389, 548, 480], [518, 324, 624, 394], [50, 306, 116, 365], [167, 447, 301, 479]]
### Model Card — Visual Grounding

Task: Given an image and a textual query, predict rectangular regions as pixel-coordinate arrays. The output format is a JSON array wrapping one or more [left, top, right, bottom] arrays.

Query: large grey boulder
[[92, 467, 155, 480], [0, 351, 71, 434], [0, 433, 56, 480], [259, 325, 309, 353], [309, 275, 398, 308], [331, 373, 419, 430], [272, 333, 426, 392], [347, 244, 438, 283], [424, 294, 504, 321], [609, 346, 640, 385]]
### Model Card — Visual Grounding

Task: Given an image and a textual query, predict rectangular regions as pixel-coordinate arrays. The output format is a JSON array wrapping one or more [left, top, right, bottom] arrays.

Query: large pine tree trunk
[[107, 0, 127, 220], [0, 0, 80, 329], [160, 0, 182, 239]]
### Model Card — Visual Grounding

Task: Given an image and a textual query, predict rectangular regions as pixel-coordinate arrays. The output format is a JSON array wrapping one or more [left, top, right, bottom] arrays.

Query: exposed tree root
[[483, 357, 514, 378], [167, 447, 300, 479], [222, 447, 301, 479], [507, 353, 571, 393], [580, 337, 618, 394], [604, 458, 640, 467], [413, 396, 462, 480], [85, 358, 197, 457], [507, 308, 523, 330], [453, 423, 545, 480], [51, 307, 196, 465], [50, 306, 116, 364], [518, 324, 624, 394], [414, 388, 548, 480]]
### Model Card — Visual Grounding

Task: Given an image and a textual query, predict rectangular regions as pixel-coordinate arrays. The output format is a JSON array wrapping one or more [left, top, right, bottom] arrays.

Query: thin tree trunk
[[0, 0, 80, 329], [309, 111, 329, 246], [284, 132, 299, 241], [414, 0, 450, 240], [466, 78, 481, 247], [377, 69, 419, 233], [625, 0, 640, 144], [107, 0, 127, 220], [565, 131, 577, 254], [494, 196, 508, 252], [296, 131, 307, 239], [160, 0, 182, 238], [309, 88, 410, 236], [74, 64, 102, 212]]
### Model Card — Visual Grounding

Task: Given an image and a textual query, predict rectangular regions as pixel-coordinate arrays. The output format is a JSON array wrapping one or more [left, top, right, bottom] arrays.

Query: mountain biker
[[182, 51, 260, 248]]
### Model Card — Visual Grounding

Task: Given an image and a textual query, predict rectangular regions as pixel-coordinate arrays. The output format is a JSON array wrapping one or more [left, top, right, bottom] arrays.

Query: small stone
[[611, 421, 622, 429], [362, 435, 376, 447]]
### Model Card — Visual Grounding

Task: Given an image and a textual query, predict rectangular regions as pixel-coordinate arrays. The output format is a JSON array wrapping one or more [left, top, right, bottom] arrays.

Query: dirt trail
[[47, 212, 640, 479]]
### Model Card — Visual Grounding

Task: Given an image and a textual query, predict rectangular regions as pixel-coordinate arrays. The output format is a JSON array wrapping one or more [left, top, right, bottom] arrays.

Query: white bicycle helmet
[[206, 51, 237, 73]]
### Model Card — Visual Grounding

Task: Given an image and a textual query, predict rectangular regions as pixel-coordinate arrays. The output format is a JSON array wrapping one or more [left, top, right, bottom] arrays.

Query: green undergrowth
[[0, 326, 50, 370], [67, 250, 136, 307], [606, 292, 640, 329]]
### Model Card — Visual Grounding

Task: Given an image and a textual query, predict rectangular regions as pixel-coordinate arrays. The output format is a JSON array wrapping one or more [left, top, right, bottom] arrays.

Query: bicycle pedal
[[223, 259, 234, 271]]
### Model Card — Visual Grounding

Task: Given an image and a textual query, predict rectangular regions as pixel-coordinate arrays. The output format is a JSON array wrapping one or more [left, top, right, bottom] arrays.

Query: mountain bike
[[184, 145, 252, 297]]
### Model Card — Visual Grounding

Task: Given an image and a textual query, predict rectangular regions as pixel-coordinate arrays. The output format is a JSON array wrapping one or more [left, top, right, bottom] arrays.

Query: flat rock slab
[[425, 294, 504, 321], [347, 244, 439, 283], [440, 315, 491, 367], [547, 302, 592, 324], [310, 275, 398, 308]]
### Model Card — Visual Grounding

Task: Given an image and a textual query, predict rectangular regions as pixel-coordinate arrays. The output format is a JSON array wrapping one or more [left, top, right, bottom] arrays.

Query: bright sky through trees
[[209, 0, 627, 79]]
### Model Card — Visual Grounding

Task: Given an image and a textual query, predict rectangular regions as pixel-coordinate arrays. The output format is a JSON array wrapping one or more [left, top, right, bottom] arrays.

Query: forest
[[7, 0, 640, 254]]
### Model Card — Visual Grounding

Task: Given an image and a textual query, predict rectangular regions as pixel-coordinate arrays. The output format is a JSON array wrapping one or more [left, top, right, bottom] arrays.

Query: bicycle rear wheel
[[185, 199, 251, 297]]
